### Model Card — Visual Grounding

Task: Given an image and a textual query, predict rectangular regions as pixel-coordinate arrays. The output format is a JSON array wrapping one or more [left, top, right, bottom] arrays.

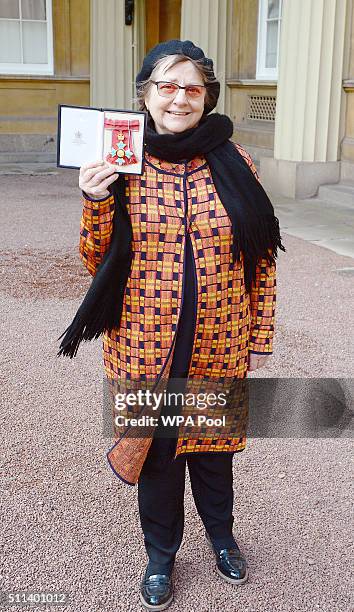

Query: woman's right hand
[[79, 160, 119, 200]]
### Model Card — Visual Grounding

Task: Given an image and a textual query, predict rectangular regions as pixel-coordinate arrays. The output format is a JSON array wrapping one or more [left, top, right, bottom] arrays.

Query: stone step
[[0, 151, 56, 164], [0, 162, 59, 175], [0, 134, 56, 152], [317, 181, 354, 208]]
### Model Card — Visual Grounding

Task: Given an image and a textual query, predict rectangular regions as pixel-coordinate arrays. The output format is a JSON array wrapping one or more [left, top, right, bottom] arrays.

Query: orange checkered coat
[[79, 144, 276, 485]]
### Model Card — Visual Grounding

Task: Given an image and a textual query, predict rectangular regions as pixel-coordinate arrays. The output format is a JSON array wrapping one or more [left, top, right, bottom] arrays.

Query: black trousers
[[138, 235, 237, 577], [138, 434, 237, 576]]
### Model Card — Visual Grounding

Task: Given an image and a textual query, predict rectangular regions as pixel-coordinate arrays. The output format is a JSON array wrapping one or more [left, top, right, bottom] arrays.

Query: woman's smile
[[145, 60, 206, 135]]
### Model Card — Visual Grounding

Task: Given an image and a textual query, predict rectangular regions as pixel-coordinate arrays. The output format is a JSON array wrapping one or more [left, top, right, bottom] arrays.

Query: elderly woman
[[59, 40, 284, 610]]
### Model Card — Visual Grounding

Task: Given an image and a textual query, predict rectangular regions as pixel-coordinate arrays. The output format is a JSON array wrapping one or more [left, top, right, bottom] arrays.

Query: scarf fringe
[[57, 297, 124, 359], [57, 174, 133, 358], [57, 261, 131, 358], [231, 214, 285, 292]]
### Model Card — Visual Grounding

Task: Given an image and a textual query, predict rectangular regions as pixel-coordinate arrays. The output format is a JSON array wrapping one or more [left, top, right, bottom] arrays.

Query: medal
[[104, 118, 140, 166]]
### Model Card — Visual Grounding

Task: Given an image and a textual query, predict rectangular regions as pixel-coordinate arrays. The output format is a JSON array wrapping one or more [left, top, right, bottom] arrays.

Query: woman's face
[[145, 60, 206, 135]]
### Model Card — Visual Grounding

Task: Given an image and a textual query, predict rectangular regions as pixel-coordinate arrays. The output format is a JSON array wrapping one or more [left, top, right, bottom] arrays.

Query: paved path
[[0, 170, 353, 611], [273, 192, 354, 259]]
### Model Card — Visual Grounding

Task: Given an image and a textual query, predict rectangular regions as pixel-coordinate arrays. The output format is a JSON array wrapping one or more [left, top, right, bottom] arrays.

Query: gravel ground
[[0, 170, 353, 612]]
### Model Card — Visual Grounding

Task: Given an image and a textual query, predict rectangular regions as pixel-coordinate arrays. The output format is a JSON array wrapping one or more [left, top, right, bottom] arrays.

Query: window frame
[[0, 0, 53, 76], [256, 0, 282, 81]]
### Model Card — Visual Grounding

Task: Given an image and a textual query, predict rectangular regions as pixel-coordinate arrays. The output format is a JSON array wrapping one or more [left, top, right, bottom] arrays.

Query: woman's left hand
[[248, 353, 271, 371]]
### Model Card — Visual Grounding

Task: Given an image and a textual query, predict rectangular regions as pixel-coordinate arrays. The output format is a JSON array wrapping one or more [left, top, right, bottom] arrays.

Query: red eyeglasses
[[150, 80, 206, 99]]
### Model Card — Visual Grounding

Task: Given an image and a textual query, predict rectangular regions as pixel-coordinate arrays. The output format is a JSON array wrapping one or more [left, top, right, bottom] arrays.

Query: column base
[[259, 158, 340, 199], [340, 159, 354, 181]]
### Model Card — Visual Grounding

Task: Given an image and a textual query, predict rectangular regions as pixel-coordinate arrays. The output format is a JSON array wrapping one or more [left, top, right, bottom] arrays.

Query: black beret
[[136, 39, 220, 114]]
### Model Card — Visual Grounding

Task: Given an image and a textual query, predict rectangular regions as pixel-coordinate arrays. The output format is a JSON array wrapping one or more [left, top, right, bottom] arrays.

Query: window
[[0, 0, 53, 75], [256, 0, 282, 80]]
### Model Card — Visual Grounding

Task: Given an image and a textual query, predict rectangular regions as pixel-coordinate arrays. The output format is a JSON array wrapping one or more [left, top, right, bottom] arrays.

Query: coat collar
[[144, 151, 207, 175]]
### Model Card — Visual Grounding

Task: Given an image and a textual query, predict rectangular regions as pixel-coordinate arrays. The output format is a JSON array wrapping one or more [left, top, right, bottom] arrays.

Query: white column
[[261, 0, 348, 198], [181, 0, 228, 113], [91, 0, 139, 109]]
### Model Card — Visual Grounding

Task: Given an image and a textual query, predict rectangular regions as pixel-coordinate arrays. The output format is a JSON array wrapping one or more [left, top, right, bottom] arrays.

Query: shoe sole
[[139, 591, 174, 611], [205, 534, 214, 551], [216, 564, 249, 585], [206, 533, 249, 585]]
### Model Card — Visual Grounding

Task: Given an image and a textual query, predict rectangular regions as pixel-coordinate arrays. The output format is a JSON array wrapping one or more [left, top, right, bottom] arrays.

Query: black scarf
[[58, 113, 285, 358]]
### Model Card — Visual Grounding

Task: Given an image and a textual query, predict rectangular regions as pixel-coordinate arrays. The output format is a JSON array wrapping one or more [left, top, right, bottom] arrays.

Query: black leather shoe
[[139, 573, 174, 610], [205, 531, 249, 585]]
